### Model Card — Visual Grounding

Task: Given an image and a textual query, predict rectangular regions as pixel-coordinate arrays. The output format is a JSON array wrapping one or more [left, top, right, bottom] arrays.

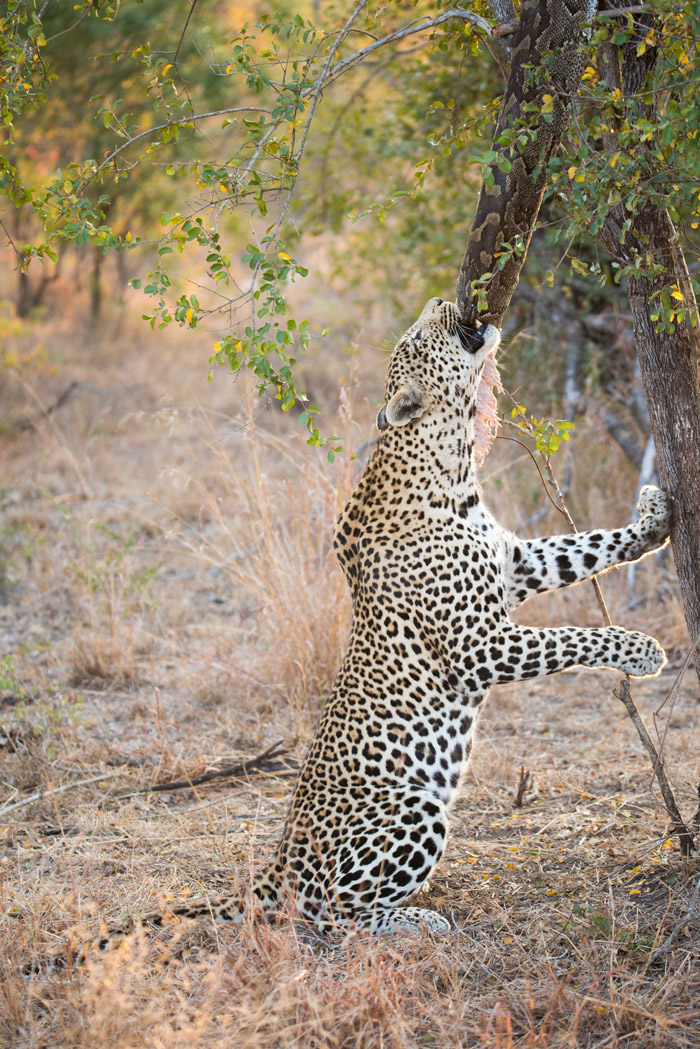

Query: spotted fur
[[225, 296, 669, 936], [37, 299, 671, 965]]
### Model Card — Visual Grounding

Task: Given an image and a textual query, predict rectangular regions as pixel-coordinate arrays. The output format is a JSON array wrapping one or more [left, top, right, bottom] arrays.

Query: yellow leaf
[[629, 888, 641, 895], [503, 936, 513, 945], [235, 340, 242, 352], [185, 307, 195, 324], [225, 64, 233, 74], [162, 63, 173, 76], [213, 341, 222, 352], [672, 288, 684, 301], [568, 166, 577, 179], [609, 153, 620, 168], [278, 251, 291, 262]]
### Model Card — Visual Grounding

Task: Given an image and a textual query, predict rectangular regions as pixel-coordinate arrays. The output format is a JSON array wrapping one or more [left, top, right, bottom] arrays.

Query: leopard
[[30, 297, 671, 968], [200, 296, 671, 937]]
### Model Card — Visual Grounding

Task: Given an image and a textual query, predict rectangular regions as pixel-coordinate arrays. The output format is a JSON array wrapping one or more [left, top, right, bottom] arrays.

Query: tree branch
[[598, 5, 650, 15], [80, 8, 493, 194]]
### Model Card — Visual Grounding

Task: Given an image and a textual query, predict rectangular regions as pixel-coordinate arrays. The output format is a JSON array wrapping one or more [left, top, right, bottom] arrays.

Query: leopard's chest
[[355, 513, 507, 620]]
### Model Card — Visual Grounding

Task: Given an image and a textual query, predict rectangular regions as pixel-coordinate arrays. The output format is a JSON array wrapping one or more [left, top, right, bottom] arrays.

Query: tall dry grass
[[4, 894, 700, 1049], [166, 402, 357, 715]]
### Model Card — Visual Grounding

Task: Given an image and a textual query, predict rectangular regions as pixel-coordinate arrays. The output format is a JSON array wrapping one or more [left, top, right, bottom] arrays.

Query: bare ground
[[1, 307, 699, 1049]]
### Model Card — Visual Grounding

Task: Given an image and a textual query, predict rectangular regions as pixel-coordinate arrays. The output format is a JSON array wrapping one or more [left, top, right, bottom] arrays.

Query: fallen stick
[[117, 740, 290, 798]]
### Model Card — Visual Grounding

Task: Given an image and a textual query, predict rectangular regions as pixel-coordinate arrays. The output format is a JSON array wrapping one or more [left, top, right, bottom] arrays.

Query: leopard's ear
[[384, 385, 425, 427]]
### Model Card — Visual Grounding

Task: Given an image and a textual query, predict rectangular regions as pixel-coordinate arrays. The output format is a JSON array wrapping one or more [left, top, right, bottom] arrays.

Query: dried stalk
[[542, 460, 696, 858]]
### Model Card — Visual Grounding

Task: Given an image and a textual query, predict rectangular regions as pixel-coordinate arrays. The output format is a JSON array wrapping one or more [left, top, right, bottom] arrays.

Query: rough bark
[[597, 20, 700, 678], [622, 214, 700, 667], [456, 0, 596, 327]]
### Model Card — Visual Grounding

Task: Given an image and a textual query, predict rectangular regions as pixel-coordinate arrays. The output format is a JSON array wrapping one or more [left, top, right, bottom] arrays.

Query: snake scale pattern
[[456, 0, 598, 328]]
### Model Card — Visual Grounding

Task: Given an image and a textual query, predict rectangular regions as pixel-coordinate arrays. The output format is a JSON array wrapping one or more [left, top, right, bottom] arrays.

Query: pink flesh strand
[[474, 351, 503, 467]]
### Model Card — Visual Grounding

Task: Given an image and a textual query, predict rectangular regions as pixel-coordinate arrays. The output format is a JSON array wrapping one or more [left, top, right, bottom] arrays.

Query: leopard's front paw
[[616, 629, 667, 678], [636, 485, 672, 544]]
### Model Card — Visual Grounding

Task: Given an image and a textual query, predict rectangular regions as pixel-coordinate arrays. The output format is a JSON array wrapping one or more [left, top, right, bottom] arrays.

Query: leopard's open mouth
[[455, 318, 485, 354]]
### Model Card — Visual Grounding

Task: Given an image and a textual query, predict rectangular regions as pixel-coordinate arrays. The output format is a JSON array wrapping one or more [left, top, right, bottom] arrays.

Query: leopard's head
[[376, 298, 500, 432]]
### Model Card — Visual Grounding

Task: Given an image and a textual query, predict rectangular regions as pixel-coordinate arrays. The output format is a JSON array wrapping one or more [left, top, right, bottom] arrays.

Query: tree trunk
[[597, 16, 700, 680], [90, 247, 104, 325], [606, 208, 700, 672]]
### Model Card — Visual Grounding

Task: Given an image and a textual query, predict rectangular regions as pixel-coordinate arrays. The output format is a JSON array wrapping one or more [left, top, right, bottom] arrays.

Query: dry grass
[[1, 286, 699, 1048], [163, 398, 356, 714]]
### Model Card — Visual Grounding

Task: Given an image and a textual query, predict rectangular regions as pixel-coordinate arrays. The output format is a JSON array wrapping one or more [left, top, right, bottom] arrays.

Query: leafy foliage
[[1, 0, 699, 450], [510, 403, 575, 457], [548, 2, 700, 333]]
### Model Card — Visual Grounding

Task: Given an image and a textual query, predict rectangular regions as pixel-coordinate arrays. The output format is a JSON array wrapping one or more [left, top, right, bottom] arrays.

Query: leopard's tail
[[21, 872, 282, 976]]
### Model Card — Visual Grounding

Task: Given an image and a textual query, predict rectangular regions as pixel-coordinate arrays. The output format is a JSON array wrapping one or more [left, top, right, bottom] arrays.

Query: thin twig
[[650, 869, 700, 961], [495, 433, 568, 516], [44, 4, 92, 45], [84, 106, 272, 184], [0, 217, 23, 264], [172, 0, 199, 66], [0, 773, 124, 816]]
